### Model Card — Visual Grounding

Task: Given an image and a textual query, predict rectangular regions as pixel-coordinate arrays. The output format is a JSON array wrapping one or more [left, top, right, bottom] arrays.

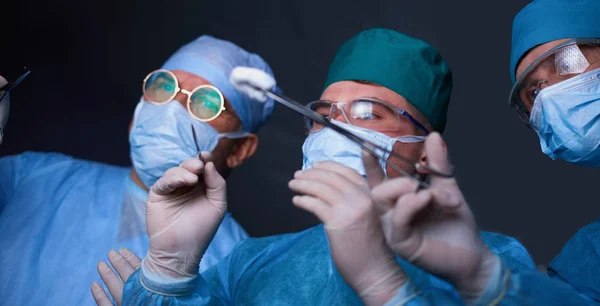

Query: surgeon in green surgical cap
[[97, 28, 590, 306], [508, 0, 600, 303]]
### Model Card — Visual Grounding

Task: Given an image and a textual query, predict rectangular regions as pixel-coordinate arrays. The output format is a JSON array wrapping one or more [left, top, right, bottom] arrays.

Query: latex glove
[[91, 248, 142, 306], [367, 132, 500, 303], [144, 152, 227, 281], [229, 66, 276, 103], [289, 162, 407, 306]]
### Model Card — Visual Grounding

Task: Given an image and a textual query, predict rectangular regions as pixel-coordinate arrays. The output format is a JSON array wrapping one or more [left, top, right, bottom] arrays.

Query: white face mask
[[530, 68, 600, 166], [301, 120, 425, 177], [129, 100, 247, 189]]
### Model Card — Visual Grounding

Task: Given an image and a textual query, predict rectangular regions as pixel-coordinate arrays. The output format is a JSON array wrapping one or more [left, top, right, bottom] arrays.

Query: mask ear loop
[[242, 84, 455, 190], [356, 135, 452, 190]]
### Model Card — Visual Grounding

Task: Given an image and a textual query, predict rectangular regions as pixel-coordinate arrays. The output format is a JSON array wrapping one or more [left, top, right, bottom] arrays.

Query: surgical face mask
[[0, 93, 9, 145], [129, 100, 248, 189], [530, 68, 600, 166], [301, 120, 426, 176]]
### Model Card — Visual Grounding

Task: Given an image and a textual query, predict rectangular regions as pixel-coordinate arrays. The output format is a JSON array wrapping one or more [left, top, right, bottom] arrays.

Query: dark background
[[2, 0, 598, 265]]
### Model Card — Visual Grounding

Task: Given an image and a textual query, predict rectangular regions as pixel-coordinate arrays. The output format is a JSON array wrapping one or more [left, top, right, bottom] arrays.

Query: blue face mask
[[129, 100, 247, 189], [301, 120, 426, 177], [530, 68, 600, 166]]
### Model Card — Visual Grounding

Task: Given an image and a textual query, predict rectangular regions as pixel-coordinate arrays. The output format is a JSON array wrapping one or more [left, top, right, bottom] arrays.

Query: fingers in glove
[[292, 195, 333, 223], [362, 150, 385, 188], [430, 188, 462, 210], [108, 250, 135, 284], [119, 248, 142, 270], [97, 261, 123, 305], [371, 177, 419, 214], [91, 282, 114, 306], [392, 190, 433, 236], [151, 167, 199, 195], [293, 168, 362, 196], [199, 151, 213, 163], [423, 132, 454, 187], [289, 176, 341, 206], [203, 162, 227, 202], [179, 157, 205, 174], [312, 161, 366, 186]]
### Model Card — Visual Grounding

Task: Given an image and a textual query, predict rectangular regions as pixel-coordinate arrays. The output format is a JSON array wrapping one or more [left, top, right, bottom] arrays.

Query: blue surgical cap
[[510, 0, 600, 83], [162, 35, 276, 133]]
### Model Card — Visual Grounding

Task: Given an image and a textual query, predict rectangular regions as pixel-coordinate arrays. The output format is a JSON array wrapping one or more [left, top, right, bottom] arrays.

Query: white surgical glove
[[229, 66, 276, 103], [143, 152, 228, 282], [289, 162, 408, 306], [368, 132, 502, 304]]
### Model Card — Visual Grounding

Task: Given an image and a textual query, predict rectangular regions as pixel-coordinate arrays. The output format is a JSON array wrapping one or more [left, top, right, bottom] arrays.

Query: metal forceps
[[240, 83, 455, 189], [191, 125, 205, 163]]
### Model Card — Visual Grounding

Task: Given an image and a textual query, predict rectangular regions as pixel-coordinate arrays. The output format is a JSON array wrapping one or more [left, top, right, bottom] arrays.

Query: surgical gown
[[549, 218, 600, 303], [0, 151, 248, 305], [122, 224, 591, 305]]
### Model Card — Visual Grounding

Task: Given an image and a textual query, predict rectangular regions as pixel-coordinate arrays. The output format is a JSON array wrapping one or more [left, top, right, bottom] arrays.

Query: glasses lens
[[189, 86, 223, 120], [306, 101, 332, 132], [144, 71, 177, 103], [348, 100, 403, 132]]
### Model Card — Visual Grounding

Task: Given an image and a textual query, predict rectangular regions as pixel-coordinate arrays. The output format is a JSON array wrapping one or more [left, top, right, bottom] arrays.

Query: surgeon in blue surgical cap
[[508, 0, 600, 303], [0, 35, 277, 306]]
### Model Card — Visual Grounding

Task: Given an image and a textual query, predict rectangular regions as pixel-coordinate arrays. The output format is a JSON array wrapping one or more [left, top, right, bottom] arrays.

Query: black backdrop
[[2, 0, 599, 265]]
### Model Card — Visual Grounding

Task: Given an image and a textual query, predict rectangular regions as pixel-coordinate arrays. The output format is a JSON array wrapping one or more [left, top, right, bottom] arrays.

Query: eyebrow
[[359, 96, 390, 103], [521, 75, 537, 89]]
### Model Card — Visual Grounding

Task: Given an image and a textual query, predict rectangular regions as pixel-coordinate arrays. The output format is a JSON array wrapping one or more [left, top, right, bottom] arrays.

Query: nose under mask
[[530, 68, 600, 167], [301, 120, 425, 177], [129, 100, 247, 189]]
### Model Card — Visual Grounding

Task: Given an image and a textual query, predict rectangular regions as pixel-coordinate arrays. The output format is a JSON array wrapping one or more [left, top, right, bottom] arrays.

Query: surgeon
[[508, 0, 600, 302], [94, 28, 590, 305], [0, 35, 277, 306]]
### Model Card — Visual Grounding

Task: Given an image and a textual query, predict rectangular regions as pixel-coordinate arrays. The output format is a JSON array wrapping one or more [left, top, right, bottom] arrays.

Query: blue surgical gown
[[0, 151, 249, 305], [549, 218, 600, 303], [122, 224, 591, 305]]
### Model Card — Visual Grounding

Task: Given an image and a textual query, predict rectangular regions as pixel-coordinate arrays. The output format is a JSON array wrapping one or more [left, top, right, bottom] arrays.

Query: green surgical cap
[[323, 28, 453, 132]]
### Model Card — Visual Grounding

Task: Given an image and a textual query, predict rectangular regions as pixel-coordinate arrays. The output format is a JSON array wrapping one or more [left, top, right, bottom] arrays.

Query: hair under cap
[[323, 28, 453, 132]]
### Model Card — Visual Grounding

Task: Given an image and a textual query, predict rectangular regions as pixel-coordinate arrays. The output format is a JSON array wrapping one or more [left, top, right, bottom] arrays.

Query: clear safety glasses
[[304, 99, 430, 135], [142, 69, 226, 122], [237, 84, 453, 189], [509, 38, 600, 126]]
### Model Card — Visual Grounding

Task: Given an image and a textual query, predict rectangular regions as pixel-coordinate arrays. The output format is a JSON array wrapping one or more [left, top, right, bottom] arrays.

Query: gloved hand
[[289, 162, 407, 306], [229, 66, 276, 103], [144, 152, 228, 281], [367, 132, 501, 303], [91, 248, 142, 306]]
